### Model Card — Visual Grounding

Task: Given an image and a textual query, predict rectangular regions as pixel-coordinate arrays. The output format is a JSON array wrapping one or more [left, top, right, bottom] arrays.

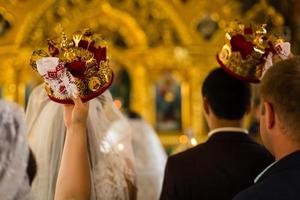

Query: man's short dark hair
[[202, 68, 251, 120]]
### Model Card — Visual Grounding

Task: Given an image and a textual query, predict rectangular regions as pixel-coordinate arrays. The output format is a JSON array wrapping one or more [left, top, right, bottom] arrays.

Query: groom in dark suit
[[160, 68, 274, 200]]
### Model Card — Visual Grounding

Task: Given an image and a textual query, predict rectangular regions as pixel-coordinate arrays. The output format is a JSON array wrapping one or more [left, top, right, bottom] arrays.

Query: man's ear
[[264, 102, 275, 129], [203, 98, 210, 115]]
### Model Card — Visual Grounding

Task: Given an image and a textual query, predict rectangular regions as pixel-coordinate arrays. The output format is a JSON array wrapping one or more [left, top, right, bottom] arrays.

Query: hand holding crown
[[30, 29, 113, 104]]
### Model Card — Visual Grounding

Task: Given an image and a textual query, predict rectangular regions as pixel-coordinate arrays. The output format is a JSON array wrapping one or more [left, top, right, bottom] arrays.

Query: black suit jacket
[[233, 150, 300, 200], [160, 131, 274, 200]]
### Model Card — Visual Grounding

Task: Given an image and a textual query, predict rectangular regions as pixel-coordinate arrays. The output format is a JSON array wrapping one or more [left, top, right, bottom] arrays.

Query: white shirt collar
[[208, 127, 249, 138], [254, 161, 277, 183]]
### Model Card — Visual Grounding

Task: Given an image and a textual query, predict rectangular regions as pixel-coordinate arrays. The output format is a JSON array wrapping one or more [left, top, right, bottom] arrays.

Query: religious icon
[[155, 73, 181, 132]]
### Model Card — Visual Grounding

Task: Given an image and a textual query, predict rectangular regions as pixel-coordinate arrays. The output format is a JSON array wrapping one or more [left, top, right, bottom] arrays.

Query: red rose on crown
[[65, 60, 86, 79], [79, 40, 107, 64], [64, 41, 107, 79], [230, 34, 254, 59], [89, 45, 107, 64]]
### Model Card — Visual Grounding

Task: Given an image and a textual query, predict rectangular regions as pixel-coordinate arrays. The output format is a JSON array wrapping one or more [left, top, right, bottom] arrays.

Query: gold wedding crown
[[30, 29, 113, 104], [217, 21, 284, 83]]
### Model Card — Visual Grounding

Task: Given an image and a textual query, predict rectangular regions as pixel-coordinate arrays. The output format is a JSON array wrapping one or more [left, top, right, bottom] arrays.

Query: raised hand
[[64, 97, 89, 128], [56, 97, 91, 200]]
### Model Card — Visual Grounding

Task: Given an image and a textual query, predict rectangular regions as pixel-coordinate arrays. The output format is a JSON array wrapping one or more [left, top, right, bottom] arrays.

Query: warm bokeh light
[[118, 143, 124, 151], [164, 92, 175, 103], [191, 138, 198, 146], [179, 135, 188, 144], [114, 99, 122, 109]]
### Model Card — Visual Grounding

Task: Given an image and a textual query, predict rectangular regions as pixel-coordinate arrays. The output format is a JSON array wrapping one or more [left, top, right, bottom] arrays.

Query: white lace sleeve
[[94, 150, 134, 199]]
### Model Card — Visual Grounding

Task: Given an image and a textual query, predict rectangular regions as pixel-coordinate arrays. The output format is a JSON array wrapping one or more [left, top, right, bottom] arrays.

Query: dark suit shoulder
[[167, 142, 211, 168], [234, 168, 300, 200], [169, 143, 207, 161], [233, 178, 286, 200], [167, 133, 273, 171], [233, 183, 268, 200]]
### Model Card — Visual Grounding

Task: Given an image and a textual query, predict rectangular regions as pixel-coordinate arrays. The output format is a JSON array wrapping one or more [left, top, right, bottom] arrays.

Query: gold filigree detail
[[88, 76, 101, 91], [30, 49, 49, 71], [73, 31, 83, 47]]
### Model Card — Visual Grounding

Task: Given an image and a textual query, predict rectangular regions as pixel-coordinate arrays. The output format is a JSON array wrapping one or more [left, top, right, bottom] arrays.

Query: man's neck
[[209, 119, 243, 130], [273, 137, 300, 161]]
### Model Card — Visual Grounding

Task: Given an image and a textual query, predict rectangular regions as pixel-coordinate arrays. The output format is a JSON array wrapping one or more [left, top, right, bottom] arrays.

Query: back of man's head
[[202, 68, 251, 120], [260, 57, 300, 139]]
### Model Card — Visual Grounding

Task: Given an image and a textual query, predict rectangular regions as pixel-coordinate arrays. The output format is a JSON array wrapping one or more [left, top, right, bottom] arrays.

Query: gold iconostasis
[[0, 0, 288, 151]]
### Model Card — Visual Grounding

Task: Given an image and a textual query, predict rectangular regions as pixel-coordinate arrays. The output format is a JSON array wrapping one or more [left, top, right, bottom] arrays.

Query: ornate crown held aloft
[[30, 29, 113, 104], [217, 21, 290, 83]]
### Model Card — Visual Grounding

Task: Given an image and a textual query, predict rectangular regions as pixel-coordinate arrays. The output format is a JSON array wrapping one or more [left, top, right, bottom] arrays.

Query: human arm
[[54, 97, 91, 200]]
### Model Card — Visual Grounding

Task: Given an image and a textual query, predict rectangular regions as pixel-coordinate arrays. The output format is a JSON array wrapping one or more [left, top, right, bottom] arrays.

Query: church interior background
[[0, 0, 299, 154]]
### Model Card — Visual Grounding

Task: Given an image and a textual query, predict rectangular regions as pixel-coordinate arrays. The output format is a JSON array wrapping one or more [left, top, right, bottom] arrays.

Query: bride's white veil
[[0, 100, 31, 200], [129, 119, 167, 200], [26, 84, 135, 200]]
